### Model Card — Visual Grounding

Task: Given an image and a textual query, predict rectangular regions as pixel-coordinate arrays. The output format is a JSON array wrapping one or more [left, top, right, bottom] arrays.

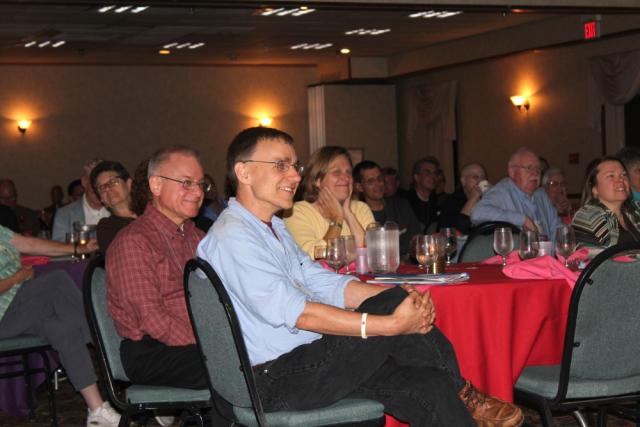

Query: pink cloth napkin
[[502, 255, 580, 289], [482, 251, 520, 265], [20, 255, 51, 266], [317, 260, 356, 274]]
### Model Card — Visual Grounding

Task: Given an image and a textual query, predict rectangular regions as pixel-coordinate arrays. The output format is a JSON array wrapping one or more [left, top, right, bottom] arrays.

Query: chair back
[[556, 242, 640, 399], [458, 221, 520, 262], [83, 256, 130, 384], [184, 258, 266, 426]]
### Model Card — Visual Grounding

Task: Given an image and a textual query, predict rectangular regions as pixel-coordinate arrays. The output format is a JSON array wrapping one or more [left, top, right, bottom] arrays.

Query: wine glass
[[341, 235, 357, 274], [518, 230, 539, 260], [65, 231, 79, 262], [326, 238, 346, 273], [555, 225, 576, 268], [416, 235, 437, 271], [441, 227, 457, 265], [493, 227, 514, 267]]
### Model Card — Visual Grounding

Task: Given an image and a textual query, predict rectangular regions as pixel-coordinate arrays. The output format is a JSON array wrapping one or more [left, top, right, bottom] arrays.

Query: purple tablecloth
[[0, 258, 88, 417]]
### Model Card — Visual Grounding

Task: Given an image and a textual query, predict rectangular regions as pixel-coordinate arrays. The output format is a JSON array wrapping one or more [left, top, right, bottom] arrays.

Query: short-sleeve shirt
[[0, 225, 22, 321]]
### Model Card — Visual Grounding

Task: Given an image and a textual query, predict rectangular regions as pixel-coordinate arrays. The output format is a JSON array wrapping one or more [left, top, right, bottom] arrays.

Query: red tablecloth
[[372, 263, 572, 427]]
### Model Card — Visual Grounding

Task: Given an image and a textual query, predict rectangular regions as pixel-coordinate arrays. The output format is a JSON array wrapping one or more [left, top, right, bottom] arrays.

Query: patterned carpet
[[0, 376, 636, 427]]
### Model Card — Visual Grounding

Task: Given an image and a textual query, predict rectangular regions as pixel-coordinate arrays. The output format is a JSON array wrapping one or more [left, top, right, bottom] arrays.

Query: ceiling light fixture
[[38, 41, 50, 48], [158, 49, 170, 55], [345, 28, 390, 36], [259, 117, 273, 127], [98, 5, 149, 14], [290, 43, 333, 50], [261, 7, 315, 17], [25, 40, 66, 48], [340, 48, 351, 55], [409, 10, 462, 19], [188, 43, 205, 49], [24, 41, 36, 48], [52, 41, 66, 48]]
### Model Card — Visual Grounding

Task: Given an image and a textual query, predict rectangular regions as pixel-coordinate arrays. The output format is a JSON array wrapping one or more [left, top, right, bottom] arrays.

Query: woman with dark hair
[[90, 160, 137, 251], [284, 146, 374, 257], [572, 156, 640, 249]]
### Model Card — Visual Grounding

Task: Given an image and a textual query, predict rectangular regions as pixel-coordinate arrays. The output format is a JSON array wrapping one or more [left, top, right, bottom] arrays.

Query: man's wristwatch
[[329, 219, 343, 229]]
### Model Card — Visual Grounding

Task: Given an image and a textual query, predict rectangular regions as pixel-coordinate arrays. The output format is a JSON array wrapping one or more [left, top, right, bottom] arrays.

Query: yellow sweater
[[284, 200, 375, 258]]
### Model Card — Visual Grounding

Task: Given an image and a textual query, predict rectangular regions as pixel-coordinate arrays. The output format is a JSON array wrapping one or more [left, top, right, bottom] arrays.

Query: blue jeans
[[253, 288, 474, 426]]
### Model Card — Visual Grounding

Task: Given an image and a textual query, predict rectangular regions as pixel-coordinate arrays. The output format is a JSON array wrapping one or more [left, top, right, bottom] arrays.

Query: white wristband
[[361, 312, 368, 339]]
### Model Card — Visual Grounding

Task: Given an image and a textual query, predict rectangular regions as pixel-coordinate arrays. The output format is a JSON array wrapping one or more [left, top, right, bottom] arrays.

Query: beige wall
[[0, 65, 317, 208], [322, 84, 398, 168], [396, 32, 640, 195]]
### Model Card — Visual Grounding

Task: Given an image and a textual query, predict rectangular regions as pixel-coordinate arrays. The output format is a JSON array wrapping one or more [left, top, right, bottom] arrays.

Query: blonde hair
[[302, 146, 352, 203]]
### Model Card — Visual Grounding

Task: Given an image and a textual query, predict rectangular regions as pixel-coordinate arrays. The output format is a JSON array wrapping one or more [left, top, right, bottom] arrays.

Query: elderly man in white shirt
[[52, 159, 110, 241]]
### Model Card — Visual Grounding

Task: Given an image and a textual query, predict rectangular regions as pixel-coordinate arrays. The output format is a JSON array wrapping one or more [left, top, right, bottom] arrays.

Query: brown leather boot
[[458, 381, 524, 427]]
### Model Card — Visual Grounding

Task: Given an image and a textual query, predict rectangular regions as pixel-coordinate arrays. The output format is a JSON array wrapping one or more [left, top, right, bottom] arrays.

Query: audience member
[[353, 160, 423, 255], [53, 160, 110, 242], [471, 147, 562, 238], [194, 173, 228, 232], [0, 224, 120, 426], [439, 163, 489, 234], [67, 178, 84, 203], [542, 168, 572, 223], [573, 156, 640, 249], [616, 146, 640, 202], [198, 126, 523, 427], [90, 161, 137, 252], [0, 179, 42, 235], [284, 146, 374, 257], [407, 157, 441, 232], [41, 185, 65, 231], [107, 146, 208, 389], [381, 166, 410, 199], [130, 159, 152, 216]]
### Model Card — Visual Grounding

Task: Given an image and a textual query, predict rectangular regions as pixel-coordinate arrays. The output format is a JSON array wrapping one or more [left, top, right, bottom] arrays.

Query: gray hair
[[542, 168, 564, 186], [508, 147, 538, 168], [83, 159, 103, 177], [147, 146, 202, 178]]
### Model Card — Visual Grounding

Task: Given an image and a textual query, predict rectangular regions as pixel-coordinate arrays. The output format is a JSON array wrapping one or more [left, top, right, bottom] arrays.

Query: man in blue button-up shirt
[[197, 127, 524, 427], [471, 148, 562, 238]]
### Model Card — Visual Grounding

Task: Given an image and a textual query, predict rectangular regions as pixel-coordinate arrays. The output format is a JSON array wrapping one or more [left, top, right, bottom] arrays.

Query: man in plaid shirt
[[106, 146, 208, 388]]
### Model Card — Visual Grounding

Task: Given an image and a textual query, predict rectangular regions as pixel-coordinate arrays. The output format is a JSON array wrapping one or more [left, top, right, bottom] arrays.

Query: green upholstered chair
[[184, 258, 386, 427], [83, 256, 211, 427], [0, 335, 57, 425], [514, 242, 640, 427], [458, 221, 520, 263]]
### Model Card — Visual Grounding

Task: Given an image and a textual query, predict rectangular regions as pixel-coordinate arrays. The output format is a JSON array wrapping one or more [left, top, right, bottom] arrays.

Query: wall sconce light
[[510, 96, 530, 112], [259, 117, 273, 127], [17, 120, 31, 134]]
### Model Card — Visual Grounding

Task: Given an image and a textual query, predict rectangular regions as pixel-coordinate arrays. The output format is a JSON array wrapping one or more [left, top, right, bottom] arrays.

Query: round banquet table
[[362, 263, 572, 427]]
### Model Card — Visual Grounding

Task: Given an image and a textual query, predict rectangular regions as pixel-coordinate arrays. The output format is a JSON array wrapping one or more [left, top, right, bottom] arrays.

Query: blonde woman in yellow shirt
[[284, 146, 374, 257]]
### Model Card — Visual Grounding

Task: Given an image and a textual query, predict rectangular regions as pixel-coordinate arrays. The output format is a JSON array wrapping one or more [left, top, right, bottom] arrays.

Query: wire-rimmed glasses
[[154, 175, 211, 192]]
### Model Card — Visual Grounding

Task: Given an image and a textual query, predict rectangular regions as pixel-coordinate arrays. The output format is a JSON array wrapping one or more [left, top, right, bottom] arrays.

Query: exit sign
[[584, 20, 600, 40]]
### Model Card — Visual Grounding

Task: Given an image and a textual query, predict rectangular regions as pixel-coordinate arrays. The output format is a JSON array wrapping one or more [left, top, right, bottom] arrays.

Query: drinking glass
[[65, 231, 79, 262], [416, 235, 437, 271], [493, 227, 513, 267], [555, 225, 576, 267], [518, 230, 539, 260], [78, 230, 91, 259], [313, 245, 327, 261], [441, 227, 457, 265], [326, 238, 346, 273], [341, 235, 357, 274]]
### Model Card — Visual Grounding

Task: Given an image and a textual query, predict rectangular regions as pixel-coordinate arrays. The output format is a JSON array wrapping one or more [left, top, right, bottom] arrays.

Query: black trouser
[[120, 335, 207, 389], [253, 287, 474, 426]]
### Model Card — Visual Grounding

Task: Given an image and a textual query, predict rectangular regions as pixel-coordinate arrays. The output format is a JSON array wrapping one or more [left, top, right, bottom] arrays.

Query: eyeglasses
[[547, 180, 566, 187], [241, 160, 304, 175], [96, 176, 123, 194], [154, 175, 211, 192], [512, 164, 542, 173]]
